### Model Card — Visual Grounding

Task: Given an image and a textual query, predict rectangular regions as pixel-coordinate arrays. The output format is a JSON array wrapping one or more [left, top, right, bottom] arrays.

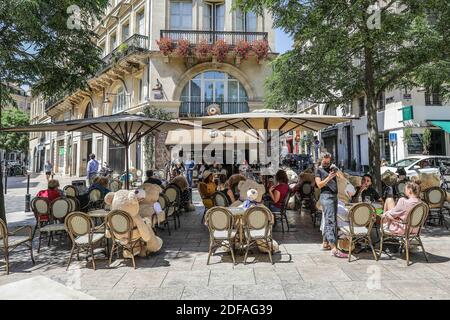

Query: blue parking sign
[[389, 132, 397, 142]]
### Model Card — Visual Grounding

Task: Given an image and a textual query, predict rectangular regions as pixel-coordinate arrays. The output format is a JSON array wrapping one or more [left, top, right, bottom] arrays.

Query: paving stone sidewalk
[[2, 174, 450, 300]]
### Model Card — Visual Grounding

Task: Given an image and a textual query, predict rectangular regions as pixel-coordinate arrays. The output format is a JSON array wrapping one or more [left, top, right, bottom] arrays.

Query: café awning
[[430, 120, 450, 134]]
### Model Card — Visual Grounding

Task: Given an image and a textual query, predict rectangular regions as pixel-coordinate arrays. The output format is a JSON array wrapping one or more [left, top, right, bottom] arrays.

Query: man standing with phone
[[86, 153, 99, 186], [315, 153, 348, 258]]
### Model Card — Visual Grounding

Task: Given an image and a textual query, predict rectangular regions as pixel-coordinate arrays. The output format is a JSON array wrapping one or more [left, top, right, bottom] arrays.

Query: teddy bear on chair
[[104, 189, 163, 258], [138, 183, 166, 227]]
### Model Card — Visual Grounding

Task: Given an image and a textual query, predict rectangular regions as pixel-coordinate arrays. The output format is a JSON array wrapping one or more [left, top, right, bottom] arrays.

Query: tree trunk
[[0, 103, 6, 223], [364, 47, 382, 192]]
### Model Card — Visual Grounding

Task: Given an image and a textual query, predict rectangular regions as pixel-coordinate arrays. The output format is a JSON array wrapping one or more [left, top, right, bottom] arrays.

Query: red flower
[[233, 40, 251, 59], [211, 40, 229, 62], [195, 39, 211, 59], [252, 39, 269, 62], [156, 37, 173, 56], [175, 39, 191, 57]]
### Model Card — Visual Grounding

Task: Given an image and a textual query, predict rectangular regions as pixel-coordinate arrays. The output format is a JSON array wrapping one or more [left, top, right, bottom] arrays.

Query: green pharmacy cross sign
[[401, 105, 414, 121]]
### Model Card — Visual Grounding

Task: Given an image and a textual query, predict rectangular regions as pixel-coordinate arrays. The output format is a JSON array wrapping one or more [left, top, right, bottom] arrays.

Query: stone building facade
[[29, 0, 276, 176]]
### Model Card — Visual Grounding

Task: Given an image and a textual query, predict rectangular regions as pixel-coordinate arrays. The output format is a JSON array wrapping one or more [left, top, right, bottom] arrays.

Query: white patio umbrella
[[183, 109, 355, 135], [0, 113, 195, 189]]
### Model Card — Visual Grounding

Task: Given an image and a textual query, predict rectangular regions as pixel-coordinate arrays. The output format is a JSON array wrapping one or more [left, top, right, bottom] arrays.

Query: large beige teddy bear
[[104, 190, 163, 257], [418, 172, 440, 191], [138, 183, 165, 226], [230, 180, 265, 207]]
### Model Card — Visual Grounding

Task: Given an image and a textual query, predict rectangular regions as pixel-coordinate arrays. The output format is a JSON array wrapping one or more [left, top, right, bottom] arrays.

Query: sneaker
[[331, 249, 348, 258]]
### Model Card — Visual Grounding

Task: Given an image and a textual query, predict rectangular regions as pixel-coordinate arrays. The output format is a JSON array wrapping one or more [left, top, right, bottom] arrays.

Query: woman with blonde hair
[[382, 181, 423, 235]]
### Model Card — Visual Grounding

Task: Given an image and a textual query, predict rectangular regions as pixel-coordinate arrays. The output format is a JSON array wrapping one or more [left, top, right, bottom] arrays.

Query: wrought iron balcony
[[160, 30, 268, 47], [101, 34, 149, 67], [179, 101, 249, 118]]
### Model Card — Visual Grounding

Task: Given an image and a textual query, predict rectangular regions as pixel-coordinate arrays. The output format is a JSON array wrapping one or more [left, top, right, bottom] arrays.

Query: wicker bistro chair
[[212, 191, 230, 207], [339, 203, 378, 262], [106, 210, 142, 269], [296, 182, 314, 212], [424, 187, 448, 229], [1, 218, 34, 275], [311, 188, 322, 228], [65, 212, 106, 271], [84, 188, 104, 211], [243, 206, 274, 264], [63, 185, 78, 197], [66, 196, 80, 213], [164, 184, 181, 229], [152, 193, 172, 235], [272, 189, 292, 233], [205, 207, 237, 265], [38, 198, 71, 252], [379, 202, 429, 266], [31, 197, 50, 240]]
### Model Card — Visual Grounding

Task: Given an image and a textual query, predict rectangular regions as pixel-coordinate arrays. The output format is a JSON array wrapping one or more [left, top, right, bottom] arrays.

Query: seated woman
[[35, 179, 63, 221], [267, 169, 290, 212], [382, 181, 422, 235], [88, 176, 111, 197], [170, 174, 193, 211], [351, 174, 382, 203], [198, 171, 216, 209], [36, 179, 63, 201]]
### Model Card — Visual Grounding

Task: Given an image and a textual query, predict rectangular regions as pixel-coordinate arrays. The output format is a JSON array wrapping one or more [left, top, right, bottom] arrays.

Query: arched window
[[84, 102, 93, 118], [180, 71, 248, 116], [112, 86, 127, 114]]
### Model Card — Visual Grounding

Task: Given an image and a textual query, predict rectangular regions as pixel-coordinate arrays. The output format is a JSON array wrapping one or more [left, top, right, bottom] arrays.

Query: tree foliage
[[236, 0, 449, 189], [0, 0, 109, 223], [0, 107, 29, 153]]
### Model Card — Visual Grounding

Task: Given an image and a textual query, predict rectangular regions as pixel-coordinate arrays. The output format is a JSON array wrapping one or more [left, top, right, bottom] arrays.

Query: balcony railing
[[297, 101, 316, 113], [160, 30, 268, 47], [101, 34, 148, 68], [179, 101, 249, 118]]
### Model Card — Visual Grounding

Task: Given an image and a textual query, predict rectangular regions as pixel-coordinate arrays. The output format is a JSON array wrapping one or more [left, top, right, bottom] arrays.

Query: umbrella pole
[[125, 144, 130, 190]]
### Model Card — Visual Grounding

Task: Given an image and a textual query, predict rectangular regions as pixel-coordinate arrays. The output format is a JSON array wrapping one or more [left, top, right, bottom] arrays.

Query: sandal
[[331, 249, 348, 258], [321, 242, 331, 250]]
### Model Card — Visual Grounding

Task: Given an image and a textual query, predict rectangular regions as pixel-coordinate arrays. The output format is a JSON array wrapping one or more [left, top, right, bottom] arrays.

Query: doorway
[[108, 138, 126, 174], [429, 130, 446, 155]]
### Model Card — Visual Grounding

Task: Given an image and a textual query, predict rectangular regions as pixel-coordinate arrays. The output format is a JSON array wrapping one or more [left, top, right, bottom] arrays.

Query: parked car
[[381, 155, 450, 179]]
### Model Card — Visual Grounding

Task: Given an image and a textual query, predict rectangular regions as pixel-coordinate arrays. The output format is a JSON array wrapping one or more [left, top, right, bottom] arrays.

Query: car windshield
[[391, 158, 420, 168]]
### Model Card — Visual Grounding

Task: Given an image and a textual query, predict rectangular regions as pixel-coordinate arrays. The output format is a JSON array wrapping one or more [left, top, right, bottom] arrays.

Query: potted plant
[[403, 127, 413, 146], [117, 43, 129, 55], [252, 39, 269, 63], [175, 39, 191, 58], [195, 39, 211, 60], [234, 40, 251, 65], [422, 128, 432, 154], [156, 37, 173, 61], [211, 40, 229, 63]]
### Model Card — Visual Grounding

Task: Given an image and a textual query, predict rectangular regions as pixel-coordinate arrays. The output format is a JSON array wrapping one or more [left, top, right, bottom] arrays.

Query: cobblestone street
[[1, 174, 450, 300]]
